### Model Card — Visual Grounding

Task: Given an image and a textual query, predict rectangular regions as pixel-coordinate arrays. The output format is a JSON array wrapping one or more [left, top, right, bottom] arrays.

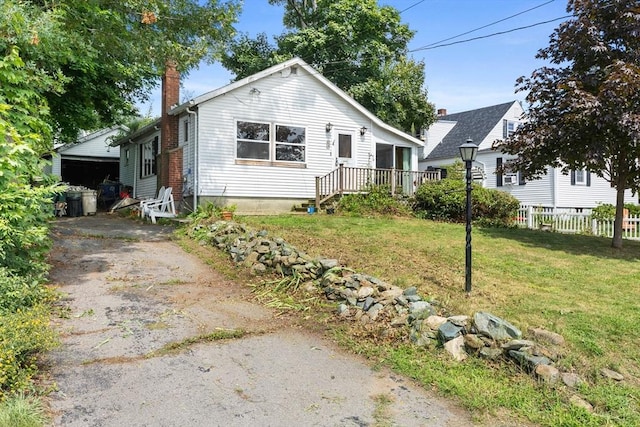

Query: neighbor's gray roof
[[425, 101, 517, 161]]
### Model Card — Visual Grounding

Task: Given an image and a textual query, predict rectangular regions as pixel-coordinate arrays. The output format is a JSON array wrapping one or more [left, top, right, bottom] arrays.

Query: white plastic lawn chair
[[139, 186, 165, 218], [142, 187, 176, 224]]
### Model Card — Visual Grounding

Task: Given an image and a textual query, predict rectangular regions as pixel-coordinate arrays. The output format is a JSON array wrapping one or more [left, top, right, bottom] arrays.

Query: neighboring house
[[113, 57, 427, 214], [419, 101, 637, 211], [46, 126, 122, 189]]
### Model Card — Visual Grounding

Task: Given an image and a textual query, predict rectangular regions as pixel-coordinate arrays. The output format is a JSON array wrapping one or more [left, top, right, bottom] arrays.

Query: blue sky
[[136, 0, 570, 117]]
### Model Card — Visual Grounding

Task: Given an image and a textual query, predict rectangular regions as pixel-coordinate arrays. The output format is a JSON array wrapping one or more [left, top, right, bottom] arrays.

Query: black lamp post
[[459, 139, 478, 294]]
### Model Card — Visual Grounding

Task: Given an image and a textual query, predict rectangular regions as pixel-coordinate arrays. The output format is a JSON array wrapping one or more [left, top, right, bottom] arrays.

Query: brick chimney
[[437, 108, 447, 117], [159, 60, 182, 202]]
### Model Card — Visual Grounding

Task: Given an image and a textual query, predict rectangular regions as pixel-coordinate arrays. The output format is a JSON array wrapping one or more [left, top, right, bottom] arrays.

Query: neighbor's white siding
[[477, 102, 524, 150], [51, 127, 121, 181], [480, 150, 554, 206], [554, 170, 636, 209], [195, 66, 417, 200], [58, 128, 121, 159]]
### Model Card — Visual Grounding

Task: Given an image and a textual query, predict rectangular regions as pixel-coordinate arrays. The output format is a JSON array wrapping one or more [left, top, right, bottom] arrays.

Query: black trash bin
[[66, 192, 83, 217]]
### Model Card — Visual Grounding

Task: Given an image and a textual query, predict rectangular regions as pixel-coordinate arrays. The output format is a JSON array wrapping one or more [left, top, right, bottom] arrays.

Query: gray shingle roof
[[425, 101, 517, 161]]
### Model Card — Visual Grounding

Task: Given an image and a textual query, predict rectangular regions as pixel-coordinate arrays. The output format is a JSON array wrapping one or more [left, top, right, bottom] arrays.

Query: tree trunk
[[612, 186, 625, 249]]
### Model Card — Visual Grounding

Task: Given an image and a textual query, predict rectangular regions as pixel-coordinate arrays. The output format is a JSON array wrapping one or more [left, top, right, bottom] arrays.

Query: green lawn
[[235, 214, 640, 426]]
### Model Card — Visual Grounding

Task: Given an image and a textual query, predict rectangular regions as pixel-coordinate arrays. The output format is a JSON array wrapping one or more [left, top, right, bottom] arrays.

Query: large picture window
[[140, 136, 158, 178], [236, 121, 306, 164]]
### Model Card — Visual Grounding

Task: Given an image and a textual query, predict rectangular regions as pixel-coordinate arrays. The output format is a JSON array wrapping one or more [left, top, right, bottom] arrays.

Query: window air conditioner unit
[[504, 174, 518, 185]]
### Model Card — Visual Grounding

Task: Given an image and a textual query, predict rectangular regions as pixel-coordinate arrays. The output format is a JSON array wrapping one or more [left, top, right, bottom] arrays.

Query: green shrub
[[0, 305, 58, 395], [337, 185, 412, 216], [0, 269, 55, 314], [0, 269, 57, 397], [592, 203, 640, 220], [414, 173, 520, 227]]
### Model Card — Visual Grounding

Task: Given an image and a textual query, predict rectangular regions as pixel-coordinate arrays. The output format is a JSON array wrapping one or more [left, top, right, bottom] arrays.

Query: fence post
[[338, 164, 344, 196], [391, 168, 396, 195], [527, 206, 533, 229], [315, 176, 320, 208], [592, 218, 597, 236]]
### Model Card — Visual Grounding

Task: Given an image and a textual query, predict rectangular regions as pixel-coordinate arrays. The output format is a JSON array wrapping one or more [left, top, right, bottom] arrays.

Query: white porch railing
[[516, 205, 640, 240]]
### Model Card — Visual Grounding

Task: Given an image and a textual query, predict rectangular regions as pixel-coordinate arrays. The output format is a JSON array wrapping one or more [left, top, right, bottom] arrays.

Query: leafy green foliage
[[1, 0, 240, 141], [413, 165, 520, 227], [496, 0, 640, 247], [591, 203, 640, 221], [337, 185, 412, 217], [222, 0, 435, 133], [0, 44, 59, 402], [0, 47, 59, 277]]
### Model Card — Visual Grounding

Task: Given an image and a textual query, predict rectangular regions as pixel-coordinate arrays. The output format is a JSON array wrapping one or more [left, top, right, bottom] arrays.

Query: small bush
[[0, 269, 58, 397], [337, 185, 412, 217], [592, 203, 640, 221], [0, 305, 58, 395], [414, 171, 520, 227]]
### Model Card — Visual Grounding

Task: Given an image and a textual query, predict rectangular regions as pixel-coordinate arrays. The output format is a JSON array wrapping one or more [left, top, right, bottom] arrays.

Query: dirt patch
[[46, 214, 475, 426]]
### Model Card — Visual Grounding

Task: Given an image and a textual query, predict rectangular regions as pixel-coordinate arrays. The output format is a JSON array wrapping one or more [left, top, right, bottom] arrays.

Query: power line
[[414, 0, 559, 50], [411, 16, 571, 52], [399, 0, 426, 14]]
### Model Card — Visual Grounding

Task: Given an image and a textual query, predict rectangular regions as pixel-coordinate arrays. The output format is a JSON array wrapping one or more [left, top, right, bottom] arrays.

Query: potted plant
[[220, 204, 236, 220]]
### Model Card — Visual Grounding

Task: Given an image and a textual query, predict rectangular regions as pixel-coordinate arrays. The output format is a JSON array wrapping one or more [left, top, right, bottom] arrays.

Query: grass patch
[[237, 214, 640, 426], [0, 394, 47, 427], [147, 328, 247, 357]]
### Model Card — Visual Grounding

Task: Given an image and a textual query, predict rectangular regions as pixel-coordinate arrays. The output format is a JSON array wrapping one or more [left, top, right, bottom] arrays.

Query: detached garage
[[48, 126, 123, 189]]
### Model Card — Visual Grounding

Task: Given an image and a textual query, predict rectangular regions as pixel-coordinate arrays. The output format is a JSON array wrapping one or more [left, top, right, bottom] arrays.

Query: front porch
[[315, 164, 441, 207]]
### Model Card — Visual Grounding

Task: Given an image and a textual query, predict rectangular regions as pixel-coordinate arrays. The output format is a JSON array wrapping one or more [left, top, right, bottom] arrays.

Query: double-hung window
[[275, 125, 305, 162], [140, 136, 158, 178], [237, 121, 270, 160], [236, 121, 306, 164], [571, 169, 590, 186]]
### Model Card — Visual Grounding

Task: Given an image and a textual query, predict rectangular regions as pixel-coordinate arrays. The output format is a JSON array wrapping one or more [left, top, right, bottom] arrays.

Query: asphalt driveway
[[46, 213, 474, 427]]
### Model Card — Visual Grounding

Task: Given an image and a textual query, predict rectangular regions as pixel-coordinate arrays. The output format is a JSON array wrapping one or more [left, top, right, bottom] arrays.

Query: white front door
[[334, 130, 356, 167]]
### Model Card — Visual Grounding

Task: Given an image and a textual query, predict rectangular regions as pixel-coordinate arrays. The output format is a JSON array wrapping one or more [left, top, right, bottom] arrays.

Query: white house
[[419, 101, 637, 212], [47, 126, 122, 189], [113, 57, 427, 214]]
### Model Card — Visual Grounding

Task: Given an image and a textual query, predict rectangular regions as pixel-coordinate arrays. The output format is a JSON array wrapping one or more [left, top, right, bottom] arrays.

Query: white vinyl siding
[[194, 65, 416, 200]]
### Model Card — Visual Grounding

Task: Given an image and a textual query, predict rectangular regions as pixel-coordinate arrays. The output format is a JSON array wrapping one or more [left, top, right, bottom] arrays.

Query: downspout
[[186, 106, 198, 211]]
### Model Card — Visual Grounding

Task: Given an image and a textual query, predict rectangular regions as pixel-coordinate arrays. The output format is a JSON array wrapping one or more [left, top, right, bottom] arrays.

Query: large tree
[[221, 0, 435, 133], [496, 0, 640, 248], [1, 0, 240, 143]]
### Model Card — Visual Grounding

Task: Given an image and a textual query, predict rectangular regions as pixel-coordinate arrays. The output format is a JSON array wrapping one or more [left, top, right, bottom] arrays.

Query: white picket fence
[[516, 206, 640, 240]]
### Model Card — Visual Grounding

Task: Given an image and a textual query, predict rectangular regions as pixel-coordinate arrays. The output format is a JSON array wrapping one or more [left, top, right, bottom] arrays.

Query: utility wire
[[414, 0, 559, 50], [411, 15, 571, 51], [399, 0, 426, 14]]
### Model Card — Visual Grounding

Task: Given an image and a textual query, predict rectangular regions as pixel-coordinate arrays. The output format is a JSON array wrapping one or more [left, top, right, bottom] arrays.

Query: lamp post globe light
[[459, 139, 478, 294]]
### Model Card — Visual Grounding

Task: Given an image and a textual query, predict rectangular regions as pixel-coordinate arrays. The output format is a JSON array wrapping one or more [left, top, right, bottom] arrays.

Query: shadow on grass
[[477, 226, 640, 260]]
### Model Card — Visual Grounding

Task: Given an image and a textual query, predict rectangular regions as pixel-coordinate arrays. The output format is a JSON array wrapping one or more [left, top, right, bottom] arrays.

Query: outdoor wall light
[[360, 126, 368, 135], [326, 122, 333, 132]]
